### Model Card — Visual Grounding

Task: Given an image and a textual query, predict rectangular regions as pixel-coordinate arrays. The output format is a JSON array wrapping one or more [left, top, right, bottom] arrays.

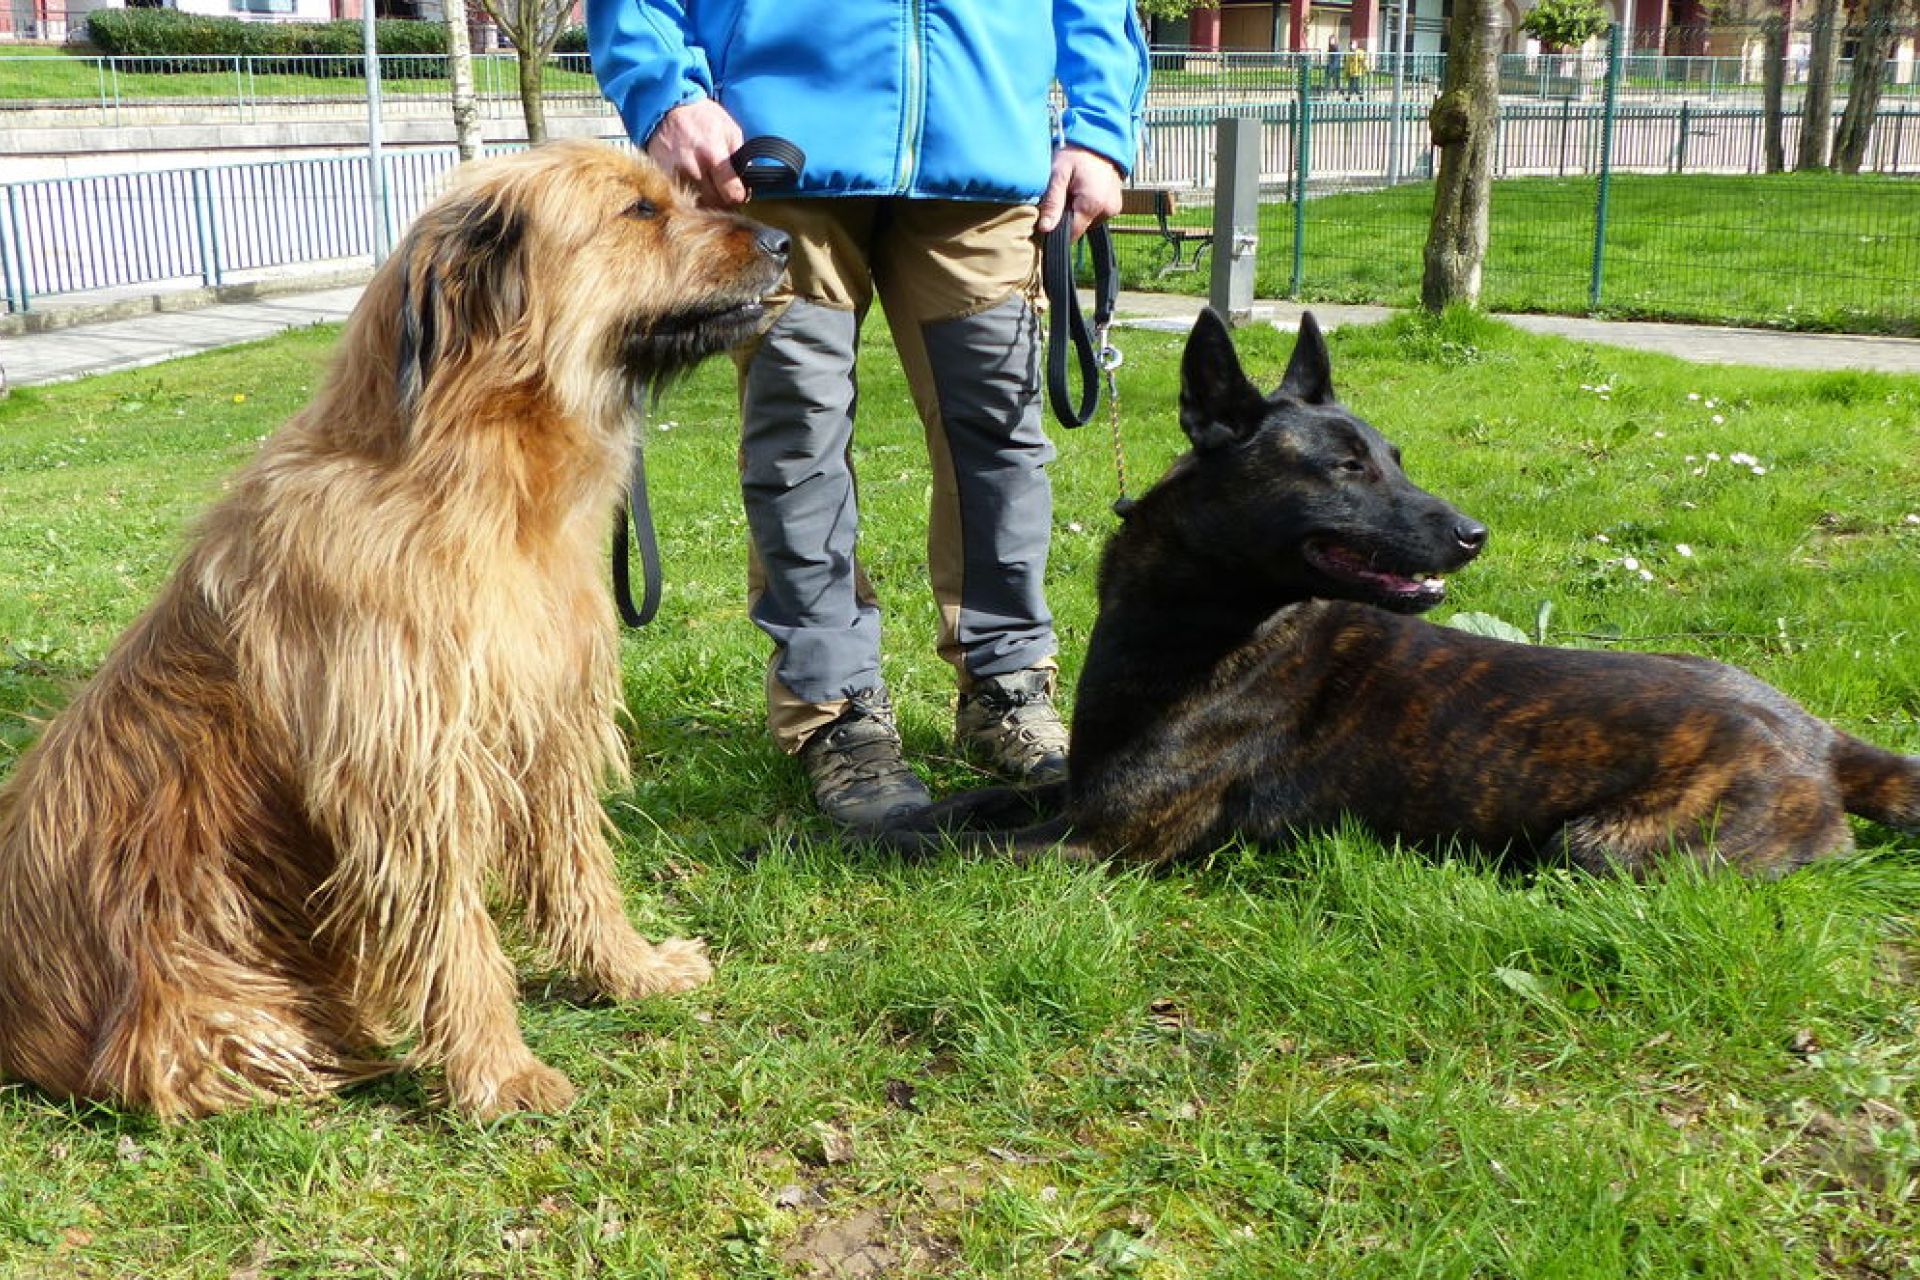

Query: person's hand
[[646, 99, 748, 207], [1036, 144, 1124, 241]]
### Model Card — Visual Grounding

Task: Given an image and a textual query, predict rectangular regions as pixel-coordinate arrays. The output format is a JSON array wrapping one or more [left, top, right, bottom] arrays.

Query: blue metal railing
[[0, 147, 496, 313]]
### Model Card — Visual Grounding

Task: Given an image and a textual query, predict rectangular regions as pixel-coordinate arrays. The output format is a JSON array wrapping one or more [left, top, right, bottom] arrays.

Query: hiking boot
[[955, 668, 1070, 787], [797, 687, 932, 830]]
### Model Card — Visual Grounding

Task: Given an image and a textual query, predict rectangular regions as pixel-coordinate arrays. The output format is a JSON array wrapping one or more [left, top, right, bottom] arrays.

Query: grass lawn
[[1115, 172, 1920, 336], [0, 310, 1916, 1277], [0, 50, 600, 102]]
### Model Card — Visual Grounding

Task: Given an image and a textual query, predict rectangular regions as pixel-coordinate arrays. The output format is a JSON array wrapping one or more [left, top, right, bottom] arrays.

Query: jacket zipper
[[896, 0, 925, 190]]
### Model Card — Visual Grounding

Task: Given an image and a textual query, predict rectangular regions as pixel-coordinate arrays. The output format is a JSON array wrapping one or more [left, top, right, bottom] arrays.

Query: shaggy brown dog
[[0, 140, 788, 1120]]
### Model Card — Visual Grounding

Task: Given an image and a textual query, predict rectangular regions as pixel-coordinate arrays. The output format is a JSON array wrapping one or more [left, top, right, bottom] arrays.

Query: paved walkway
[[7, 282, 1920, 390], [1110, 292, 1920, 375], [1, 287, 368, 389]]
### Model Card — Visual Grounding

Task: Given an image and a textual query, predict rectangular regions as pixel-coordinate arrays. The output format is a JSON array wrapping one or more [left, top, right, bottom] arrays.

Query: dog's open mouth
[[1302, 539, 1448, 611]]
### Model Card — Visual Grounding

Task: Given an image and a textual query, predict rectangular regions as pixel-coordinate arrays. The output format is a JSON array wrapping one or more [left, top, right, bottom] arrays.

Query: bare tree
[[1760, 10, 1788, 173], [475, 0, 574, 143], [444, 0, 481, 161], [1831, 0, 1901, 173], [1796, 0, 1841, 169], [1421, 0, 1503, 311]]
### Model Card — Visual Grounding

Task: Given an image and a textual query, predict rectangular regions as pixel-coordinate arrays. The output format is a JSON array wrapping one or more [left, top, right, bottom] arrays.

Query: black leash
[[614, 135, 804, 629], [1042, 218, 1117, 429], [1042, 215, 1133, 516], [612, 400, 662, 628]]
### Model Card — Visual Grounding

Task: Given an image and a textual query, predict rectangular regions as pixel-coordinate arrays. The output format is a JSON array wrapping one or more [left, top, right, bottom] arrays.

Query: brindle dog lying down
[[879, 308, 1919, 876]]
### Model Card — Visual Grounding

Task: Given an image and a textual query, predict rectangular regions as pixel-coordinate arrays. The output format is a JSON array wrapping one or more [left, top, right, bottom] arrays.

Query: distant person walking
[[1325, 37, 1345, 94], [1345, 41, 1371, 97]]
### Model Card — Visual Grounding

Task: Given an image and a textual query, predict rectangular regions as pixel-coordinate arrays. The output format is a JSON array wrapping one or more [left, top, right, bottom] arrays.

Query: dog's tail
[[1834, 735, 1920, 831]]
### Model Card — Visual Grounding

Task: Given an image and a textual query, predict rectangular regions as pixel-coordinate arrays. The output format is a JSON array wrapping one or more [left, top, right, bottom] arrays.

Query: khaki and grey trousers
[[736, 197, 1057, 753]]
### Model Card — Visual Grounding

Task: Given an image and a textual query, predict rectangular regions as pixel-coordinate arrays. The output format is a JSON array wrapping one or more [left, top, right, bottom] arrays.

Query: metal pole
[[1291, 64, 1311, 298], [363, 1, 392, 263], [191, 169, 219, 288], [1211, 114, 1261, 325], [3, 185, 30, 314], [1387, 0, 1411, 184], [1589, 24, 1622, 310]]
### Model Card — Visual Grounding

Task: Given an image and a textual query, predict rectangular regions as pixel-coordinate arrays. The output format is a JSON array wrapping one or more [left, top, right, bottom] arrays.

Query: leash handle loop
[[1043, 218, 1117, 430], [728, 136, 806, 192]]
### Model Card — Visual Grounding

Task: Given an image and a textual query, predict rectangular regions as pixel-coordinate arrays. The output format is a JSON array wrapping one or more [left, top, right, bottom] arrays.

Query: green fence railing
[[1105, 43, 1920, 336]]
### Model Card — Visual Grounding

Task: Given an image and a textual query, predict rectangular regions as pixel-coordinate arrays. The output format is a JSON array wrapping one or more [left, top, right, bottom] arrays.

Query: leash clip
[[1096, 325, 1123, 373]]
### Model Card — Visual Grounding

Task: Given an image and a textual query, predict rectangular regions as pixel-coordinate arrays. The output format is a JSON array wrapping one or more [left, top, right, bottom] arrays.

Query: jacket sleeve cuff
[[1061, 112, 1137, 179], [637, 83, 713, 148], [586, 0, 714, 147]]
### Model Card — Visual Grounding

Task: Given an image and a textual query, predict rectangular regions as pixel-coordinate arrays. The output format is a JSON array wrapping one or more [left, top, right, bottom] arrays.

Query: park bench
[[1108, 187, 1211, 276]]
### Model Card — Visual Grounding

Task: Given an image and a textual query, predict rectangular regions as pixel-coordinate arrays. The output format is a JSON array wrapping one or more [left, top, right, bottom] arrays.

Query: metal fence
[[1145, 47, 1920, 108], [1, 147, 490, 311], [5, 36, 1919, 332], [1127, 98, 1920, 190], [1108, 62, 1920, 335], [5, 43, 1920, 126], [0, 52, 612, 126]]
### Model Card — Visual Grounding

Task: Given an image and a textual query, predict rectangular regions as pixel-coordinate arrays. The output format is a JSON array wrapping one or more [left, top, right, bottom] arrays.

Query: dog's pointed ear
[[1180, 307, 1266, 452], [1277, 311, 1335, 405], [392, 189, 529, 414]]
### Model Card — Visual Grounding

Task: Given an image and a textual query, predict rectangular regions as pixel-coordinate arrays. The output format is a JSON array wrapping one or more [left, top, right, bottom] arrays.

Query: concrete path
[[6, 282, 1920, 391], [2, 288, 365, 389], [1110, 291, 1920, 375]]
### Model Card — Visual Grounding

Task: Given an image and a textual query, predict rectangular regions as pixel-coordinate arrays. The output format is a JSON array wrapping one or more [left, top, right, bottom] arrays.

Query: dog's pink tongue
[[1320, 543, 1444, 600]]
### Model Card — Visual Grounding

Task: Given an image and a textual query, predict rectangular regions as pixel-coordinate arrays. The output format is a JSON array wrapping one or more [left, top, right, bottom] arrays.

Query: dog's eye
[[1337, 458, 1369, 475], [624, 197, 660, 220]]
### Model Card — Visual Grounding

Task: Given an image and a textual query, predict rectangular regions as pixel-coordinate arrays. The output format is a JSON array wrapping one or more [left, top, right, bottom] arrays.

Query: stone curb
[[0, 265, 376, 338]]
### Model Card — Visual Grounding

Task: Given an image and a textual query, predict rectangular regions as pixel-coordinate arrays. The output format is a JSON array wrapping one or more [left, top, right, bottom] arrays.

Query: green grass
[[1114, 172, 1920, 335], [0, 51, 600, 102], [0, 311, 1916, 1277]]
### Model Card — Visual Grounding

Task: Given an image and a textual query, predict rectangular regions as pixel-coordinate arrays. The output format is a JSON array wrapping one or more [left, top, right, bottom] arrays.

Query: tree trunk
[[1421, 0, 1502, 312], [1831, 0, 1896, 174], [444, 0, 481, 161], [1795, 0, 1840, 170], [1761, 13, 1787, 173], [517, 43, 546, 143]]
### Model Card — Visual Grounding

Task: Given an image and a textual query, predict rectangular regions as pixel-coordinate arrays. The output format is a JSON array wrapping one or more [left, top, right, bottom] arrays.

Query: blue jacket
[[585, 0, 1149, 202]]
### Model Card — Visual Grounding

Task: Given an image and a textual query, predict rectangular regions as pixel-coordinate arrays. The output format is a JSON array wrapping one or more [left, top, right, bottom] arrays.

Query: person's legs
[[735, 198, 930, 826], [873, 201, 1068, 785]]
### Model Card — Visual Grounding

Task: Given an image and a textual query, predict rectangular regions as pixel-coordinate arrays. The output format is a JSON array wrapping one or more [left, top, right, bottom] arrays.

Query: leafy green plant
[[1520, 0, 1613, 49], [85, 8, 448, 76]]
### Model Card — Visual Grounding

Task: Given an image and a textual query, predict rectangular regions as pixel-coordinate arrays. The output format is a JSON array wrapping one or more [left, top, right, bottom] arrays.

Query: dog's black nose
[[1455, 519, 1489, 553], [755, 226, 791, 261]]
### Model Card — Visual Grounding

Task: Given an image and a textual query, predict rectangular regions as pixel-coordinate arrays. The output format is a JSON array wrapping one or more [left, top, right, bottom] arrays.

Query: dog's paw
[[596, 936, 713, 1001], [454, 1059, 578, 1121]]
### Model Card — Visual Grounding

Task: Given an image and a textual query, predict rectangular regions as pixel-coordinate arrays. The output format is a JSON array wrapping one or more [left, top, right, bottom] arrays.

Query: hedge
[[85, 8, 448, 76]]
